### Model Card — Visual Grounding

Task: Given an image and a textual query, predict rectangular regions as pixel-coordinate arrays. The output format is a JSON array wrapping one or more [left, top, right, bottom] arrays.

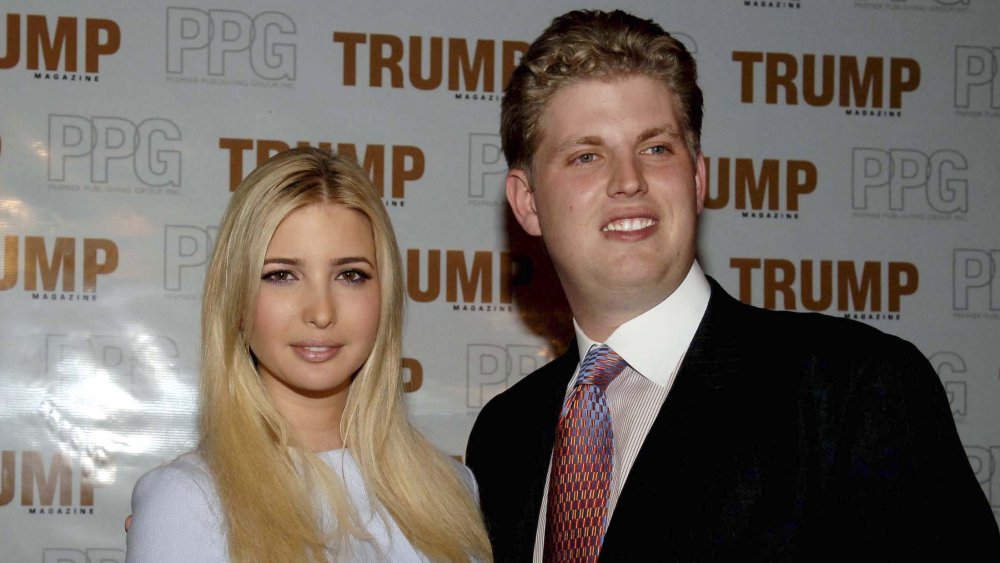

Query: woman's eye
[[262, 270, 295, 284], [338, 269, 371, 285]]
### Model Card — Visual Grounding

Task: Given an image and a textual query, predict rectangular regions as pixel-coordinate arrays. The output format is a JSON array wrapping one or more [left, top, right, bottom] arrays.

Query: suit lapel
[[601, 280, 751, 559]]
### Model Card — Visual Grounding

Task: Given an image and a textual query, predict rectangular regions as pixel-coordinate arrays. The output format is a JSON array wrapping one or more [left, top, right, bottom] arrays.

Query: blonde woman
[[126, 147, 491, 562]]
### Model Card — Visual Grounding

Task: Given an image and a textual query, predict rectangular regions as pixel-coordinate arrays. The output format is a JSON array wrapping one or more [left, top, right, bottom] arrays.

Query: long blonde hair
[[199, 147, 491, 561]]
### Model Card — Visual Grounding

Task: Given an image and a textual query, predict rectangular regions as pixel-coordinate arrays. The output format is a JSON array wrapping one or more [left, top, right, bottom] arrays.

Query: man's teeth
[[602, 218, 656, 232]]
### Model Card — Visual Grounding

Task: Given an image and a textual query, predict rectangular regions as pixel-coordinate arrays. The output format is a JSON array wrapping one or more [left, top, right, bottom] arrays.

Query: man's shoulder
[[477, 347, 574, 417], [467, 345, 575, 455], [707, 278, 914, 356]]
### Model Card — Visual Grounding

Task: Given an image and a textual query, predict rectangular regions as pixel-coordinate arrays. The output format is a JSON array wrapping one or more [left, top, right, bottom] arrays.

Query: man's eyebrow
[[553, 135, 604, 155], [552, 127, 680, 153], [637, 125, 681, 142]]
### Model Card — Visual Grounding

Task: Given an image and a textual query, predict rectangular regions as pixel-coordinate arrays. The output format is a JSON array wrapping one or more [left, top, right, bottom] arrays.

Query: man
[[466, 9, 999, 562]]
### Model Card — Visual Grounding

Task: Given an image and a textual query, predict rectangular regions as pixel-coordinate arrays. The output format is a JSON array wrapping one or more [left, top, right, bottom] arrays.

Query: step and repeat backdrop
[[1, 0, 998, 560]]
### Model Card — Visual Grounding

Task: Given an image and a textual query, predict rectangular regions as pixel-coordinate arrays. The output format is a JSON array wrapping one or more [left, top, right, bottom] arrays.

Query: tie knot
[[575, 345, 626, 390]]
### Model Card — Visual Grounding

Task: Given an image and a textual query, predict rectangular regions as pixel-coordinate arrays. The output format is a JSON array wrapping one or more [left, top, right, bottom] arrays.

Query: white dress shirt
[[532, 261, 711, 561]]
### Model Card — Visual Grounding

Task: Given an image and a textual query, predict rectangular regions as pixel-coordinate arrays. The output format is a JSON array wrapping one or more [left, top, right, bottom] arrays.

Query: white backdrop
[[1, 0, 998, 560]]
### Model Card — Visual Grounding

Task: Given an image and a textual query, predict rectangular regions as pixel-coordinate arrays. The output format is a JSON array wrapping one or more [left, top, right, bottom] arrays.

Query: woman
[[127, 147, 492, 562]]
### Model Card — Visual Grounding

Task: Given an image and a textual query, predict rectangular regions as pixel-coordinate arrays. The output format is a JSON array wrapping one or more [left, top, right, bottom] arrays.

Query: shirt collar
[[573, 261, 710, 386]]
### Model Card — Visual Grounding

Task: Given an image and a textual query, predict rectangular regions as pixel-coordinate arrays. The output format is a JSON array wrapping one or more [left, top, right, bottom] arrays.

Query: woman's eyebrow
[[333, 256, 374, 267]]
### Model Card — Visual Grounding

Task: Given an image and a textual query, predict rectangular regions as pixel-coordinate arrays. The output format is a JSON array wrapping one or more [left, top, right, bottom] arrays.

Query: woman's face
[[249, 202, 381, 413]]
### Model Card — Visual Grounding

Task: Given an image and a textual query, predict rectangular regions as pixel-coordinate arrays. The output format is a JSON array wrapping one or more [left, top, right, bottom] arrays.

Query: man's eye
[[575, 153, 597, 164], [645, 145, 668, 155]]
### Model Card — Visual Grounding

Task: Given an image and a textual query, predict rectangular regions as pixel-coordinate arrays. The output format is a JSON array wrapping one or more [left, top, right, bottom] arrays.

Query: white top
[[127, 449, 439, 562], [533, 261, 711, 561]]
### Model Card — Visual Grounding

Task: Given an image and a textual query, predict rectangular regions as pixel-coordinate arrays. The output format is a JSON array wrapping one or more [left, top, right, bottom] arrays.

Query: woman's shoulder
[[133, 452, 215, 503], [320, 448, 477, 493], [127, 451, 227, 562], [450, 457, 479, 497]]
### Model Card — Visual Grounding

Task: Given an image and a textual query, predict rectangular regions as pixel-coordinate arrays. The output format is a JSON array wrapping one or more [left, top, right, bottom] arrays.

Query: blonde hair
[[501, 9, 704, 170], [199, 147, 491, 561]]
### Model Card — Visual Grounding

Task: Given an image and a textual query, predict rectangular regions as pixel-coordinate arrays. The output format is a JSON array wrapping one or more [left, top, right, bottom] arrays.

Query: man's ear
[[694, 152, 707, 214], [506, 168, 542, 236]]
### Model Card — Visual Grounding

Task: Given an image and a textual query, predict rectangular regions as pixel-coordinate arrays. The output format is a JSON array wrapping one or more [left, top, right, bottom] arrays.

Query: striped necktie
[[544, 344, 626, 562]]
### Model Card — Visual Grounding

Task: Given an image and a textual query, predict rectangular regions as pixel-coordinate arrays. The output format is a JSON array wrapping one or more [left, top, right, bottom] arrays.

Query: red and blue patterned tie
[[544, 344, 626, 562]]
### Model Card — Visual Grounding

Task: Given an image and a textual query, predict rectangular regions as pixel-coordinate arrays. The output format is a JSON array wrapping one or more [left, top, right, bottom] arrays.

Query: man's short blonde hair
[[501, 9, 704, 170]]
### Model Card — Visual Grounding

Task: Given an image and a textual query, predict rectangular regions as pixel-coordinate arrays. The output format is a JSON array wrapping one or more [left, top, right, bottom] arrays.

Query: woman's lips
[[291, 344, 342, 362]]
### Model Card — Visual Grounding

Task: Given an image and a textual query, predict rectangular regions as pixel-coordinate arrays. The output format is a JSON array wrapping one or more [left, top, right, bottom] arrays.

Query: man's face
[[506, 75, 706, 325]]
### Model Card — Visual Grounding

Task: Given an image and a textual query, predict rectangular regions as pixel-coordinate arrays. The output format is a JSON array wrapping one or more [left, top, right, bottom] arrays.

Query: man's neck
[[569, 286, 679, 342], [568, 261, 699, 342]]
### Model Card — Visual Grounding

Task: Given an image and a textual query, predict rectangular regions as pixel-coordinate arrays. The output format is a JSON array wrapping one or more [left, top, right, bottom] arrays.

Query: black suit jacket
[[466, 279, 999, 561]]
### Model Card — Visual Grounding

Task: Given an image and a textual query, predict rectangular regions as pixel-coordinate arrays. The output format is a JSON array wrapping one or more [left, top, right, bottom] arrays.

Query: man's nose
[[609, 154, 647, 196]]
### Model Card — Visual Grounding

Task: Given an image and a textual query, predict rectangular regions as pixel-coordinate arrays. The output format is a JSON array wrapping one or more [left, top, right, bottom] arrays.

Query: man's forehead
[[536, 79, 683, 142]]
